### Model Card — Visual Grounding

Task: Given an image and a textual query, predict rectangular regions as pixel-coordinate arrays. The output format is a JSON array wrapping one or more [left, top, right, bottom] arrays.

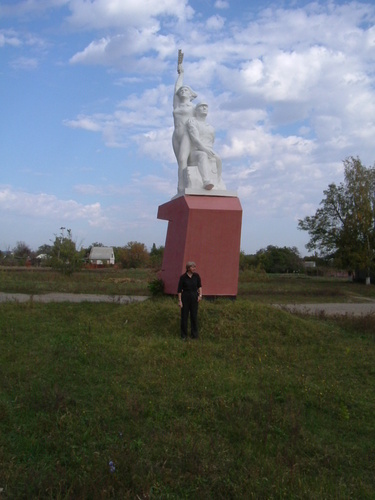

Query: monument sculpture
[[172, 50, 227, 195], [157, 51, 242, 297]]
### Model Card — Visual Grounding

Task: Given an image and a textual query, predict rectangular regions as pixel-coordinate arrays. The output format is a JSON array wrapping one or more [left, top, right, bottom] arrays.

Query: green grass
[[0, 267, 153, 296], [2, 267, 375, 303], [239, 271, 375, 303], [0, 298, 374, 498]]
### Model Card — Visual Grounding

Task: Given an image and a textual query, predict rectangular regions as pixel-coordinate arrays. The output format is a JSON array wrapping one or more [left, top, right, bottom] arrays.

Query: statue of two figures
[[172, 50, 226, 195]]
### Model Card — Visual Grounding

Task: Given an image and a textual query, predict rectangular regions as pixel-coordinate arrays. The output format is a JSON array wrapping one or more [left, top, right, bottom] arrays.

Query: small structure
[[304, 261, 316, 268], [89, 247, 115, 266], [36, 253, 49, 260]]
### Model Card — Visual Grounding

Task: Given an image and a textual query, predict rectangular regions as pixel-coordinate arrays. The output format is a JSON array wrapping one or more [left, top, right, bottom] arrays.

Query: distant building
[[303, 261, 316, 268], [89, 247, 115, 266], [36, 254, 49, 260]]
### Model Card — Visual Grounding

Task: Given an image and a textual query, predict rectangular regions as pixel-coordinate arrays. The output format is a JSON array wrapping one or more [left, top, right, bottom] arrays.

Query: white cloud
[[0, 28, 47, 51], [205, 15, 225, 31], [69, 30, 175, 71], [64, 84, 173, 151], [0, 187, 104, 224], [0, 29, 22, 47], [64, 116, 102, 132], [64, 3, 375, 171], [10, 56, 38, 70], [214, 1, 229, 9], [66, 0, 194, 30]]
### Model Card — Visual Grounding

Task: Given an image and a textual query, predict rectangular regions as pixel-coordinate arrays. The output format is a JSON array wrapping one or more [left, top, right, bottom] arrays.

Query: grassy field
[[0, 270, 375, 498], [2, 266, 375, 303], [0, 267, 153, 296], [238, 270, 375, 303]]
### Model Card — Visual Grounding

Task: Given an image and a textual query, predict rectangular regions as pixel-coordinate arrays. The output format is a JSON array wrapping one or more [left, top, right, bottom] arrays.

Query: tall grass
[[0, 298, 374, 498]]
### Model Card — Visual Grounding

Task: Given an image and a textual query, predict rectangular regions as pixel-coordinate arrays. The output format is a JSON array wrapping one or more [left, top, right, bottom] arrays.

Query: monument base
[[157, 195, 242, 296]]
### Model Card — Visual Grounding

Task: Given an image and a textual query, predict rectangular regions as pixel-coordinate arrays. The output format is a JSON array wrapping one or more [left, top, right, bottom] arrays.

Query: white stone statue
[[187, 103, 225, 190], [172, 51, 231, 197], [172, 50, 198, 192]]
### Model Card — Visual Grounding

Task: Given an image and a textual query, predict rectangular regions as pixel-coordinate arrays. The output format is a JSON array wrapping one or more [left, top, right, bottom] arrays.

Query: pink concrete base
[[157, 195, 242, 296]]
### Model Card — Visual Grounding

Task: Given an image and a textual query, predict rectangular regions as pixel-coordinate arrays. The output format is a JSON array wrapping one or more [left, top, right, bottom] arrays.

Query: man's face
[[196, 104, 208, 117]]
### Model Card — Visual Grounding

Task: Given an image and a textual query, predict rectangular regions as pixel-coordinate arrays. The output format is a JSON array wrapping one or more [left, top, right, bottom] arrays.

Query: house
[[89, 247, 115, 266], [303, 261, 316, 268]]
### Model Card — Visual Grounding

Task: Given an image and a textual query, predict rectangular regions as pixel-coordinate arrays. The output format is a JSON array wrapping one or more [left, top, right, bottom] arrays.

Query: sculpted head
[[177, 86, 197, 101], [195, 102, 209, 118]]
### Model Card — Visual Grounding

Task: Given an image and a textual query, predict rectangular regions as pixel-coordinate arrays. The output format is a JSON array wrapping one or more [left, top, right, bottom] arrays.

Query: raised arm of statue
[[174, 67, 184, 108], [172, 50, 198, 192], [173, 49, 185, 108]]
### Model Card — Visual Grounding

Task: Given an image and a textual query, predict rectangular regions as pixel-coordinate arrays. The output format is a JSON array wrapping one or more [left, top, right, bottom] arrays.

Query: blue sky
[[1, 0, 375, 255]]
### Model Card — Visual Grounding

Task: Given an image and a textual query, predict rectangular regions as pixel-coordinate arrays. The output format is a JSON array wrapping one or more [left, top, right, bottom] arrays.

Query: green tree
[[117, 241, 150, 268], [37, 244, 52, 256], [13, 241, 32, 263], [50, 228, 83, 275], [239, 251, 258, 271], [255, 245, 302, 273], [150, 243, 164, 269], [298, 157, 375, 277]]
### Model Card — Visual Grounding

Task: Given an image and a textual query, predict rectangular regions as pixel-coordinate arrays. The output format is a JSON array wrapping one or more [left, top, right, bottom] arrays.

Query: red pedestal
[[157, 195, 242, 296]]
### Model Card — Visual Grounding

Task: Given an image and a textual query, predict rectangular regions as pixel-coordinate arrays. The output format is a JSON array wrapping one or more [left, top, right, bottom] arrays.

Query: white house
[[303, 261, 316, 268], [89, 247, 115, 266]]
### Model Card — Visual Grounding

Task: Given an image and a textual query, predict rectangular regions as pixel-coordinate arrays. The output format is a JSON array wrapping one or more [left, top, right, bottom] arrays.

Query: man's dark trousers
[[181, 291, 199, 339]]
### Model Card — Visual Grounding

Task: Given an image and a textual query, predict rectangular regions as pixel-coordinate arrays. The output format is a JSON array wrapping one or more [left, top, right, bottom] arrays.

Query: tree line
[[0, 230, 164, 274], [1, 233, 306, 273]]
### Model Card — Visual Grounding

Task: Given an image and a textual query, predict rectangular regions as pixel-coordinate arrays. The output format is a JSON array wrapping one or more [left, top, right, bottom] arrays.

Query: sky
[[1, 0, 375, 256]]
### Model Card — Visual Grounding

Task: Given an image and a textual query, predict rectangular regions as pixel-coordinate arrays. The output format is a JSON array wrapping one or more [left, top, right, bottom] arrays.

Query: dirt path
[[0, 292, 148, 305], [1, 292, 375, 315], [274, 303, 375, 316]]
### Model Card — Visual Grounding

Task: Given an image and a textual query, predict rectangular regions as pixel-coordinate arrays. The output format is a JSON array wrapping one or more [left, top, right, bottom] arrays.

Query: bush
[[148, 277, 165, 296]]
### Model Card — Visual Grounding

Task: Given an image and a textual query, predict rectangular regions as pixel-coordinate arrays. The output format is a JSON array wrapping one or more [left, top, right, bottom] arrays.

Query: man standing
[[177, 261, 202, 340]]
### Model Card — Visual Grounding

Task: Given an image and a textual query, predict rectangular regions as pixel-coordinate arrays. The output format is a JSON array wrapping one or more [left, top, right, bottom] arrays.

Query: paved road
[[0, 292, 148, 305]]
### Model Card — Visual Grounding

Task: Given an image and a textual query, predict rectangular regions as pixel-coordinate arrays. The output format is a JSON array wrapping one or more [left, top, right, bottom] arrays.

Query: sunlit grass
[[0, 298, 374, 498]]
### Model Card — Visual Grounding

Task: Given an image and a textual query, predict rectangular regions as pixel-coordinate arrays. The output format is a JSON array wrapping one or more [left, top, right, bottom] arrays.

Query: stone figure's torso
[[173, 103, 195, 133], [188, 118, 215, 148]]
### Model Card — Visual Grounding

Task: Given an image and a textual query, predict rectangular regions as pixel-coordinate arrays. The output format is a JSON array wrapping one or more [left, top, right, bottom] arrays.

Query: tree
[[239, 251, 258, 271], [116, 241, 150, 268], [13, 241, 32, 261], [150, 243, 164, 269], [298, 157, 375, 278], [50, 228, 83, 275], [255, 245, 302, 273], [37, 244, 52, 256]]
